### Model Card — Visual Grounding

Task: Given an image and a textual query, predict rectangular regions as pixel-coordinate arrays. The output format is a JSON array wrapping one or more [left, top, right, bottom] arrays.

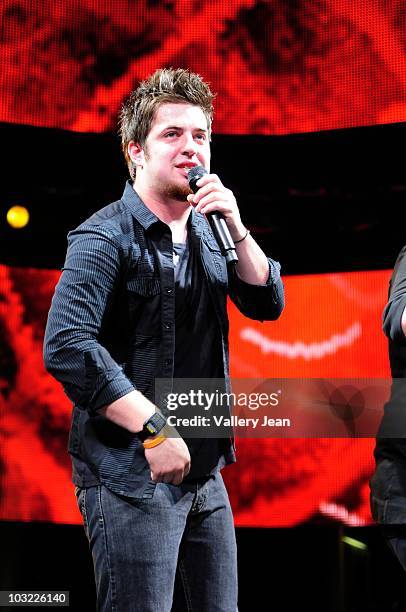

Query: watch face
[[144, 413, 166, 437], [146, 422, 158, 435]]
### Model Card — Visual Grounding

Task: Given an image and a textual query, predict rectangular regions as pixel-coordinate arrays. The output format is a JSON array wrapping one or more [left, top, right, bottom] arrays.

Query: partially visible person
[[371, 245, 406, 570]]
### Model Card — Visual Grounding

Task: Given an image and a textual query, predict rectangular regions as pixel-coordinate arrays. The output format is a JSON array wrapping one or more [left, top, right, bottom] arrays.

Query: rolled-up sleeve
[[43, 225, 135, 413], [228, 257, 284, 321], [383, 246, 406, 346]]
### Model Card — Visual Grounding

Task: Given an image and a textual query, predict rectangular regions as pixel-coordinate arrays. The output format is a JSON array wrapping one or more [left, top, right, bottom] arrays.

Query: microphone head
[[188, 165, 207, 193]]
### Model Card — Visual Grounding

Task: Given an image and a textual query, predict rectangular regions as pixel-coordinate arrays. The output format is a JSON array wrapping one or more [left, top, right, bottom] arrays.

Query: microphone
[[188, 166, 238, 265]]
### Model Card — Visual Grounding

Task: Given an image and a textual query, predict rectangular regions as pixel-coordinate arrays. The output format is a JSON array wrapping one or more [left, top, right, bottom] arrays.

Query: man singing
[[44, 68, 284, 611]]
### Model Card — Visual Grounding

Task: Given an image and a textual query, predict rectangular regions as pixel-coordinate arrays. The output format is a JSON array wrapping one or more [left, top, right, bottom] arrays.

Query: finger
[[195, 174, 222, 190], [199, 203, 233, 217], [192, 182, 224, 204], [172, 473, 184, 486], [195, 193, 229, 213], [183, 459, 191, 476]]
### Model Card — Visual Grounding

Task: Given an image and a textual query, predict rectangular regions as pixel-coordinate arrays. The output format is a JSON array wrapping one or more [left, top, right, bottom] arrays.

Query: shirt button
[[166, 288, 173, 294], [164, 322, 172, 330], [165, 359, 172, 366]]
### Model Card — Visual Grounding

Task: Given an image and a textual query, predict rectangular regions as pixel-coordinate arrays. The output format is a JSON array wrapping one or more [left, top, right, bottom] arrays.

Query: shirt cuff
[[90, 376, 136, 414]]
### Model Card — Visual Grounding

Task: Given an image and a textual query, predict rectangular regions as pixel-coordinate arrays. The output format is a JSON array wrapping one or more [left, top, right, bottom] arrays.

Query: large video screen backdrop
[[0, 265, 390, 526], [1, 0, 406, 134]]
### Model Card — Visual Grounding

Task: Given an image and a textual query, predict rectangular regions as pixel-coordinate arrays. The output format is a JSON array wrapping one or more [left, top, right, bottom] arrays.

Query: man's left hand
[[186, 174, 246, 242]]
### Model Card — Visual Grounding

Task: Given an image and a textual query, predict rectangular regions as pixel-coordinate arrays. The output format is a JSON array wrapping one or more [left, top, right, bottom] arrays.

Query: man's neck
[[133, 181, 191, 244]]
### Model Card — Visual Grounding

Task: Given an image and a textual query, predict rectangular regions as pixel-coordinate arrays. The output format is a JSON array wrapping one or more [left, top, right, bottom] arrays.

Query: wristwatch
[[136, 412, 167, 442]]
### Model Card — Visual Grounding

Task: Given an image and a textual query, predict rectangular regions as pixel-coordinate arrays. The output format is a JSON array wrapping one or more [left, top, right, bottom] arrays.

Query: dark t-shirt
[[172, 239, 227, 480]]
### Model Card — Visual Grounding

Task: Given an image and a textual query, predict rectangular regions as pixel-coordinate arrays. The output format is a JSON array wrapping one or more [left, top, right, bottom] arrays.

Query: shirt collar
[[122, 180, 207, 240], [121, 180, 160, 231]]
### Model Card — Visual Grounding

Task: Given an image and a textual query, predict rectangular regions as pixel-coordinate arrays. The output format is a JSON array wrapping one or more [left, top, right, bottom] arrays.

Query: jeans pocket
[[76, 487, 90, 540], [141, 479, 158, 500]]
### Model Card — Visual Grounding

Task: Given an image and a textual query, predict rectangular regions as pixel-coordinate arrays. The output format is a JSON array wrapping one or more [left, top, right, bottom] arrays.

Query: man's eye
[[196, 133, 206, 140], [165, 131, 177, 137]]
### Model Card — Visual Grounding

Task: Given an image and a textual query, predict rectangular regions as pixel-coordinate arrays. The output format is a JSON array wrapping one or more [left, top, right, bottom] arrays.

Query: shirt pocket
[[125, 276, 162, 338], [126, 277, 161, 298]]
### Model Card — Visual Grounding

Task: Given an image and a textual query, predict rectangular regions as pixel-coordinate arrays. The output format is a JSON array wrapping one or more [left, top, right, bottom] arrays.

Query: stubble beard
[[163, 182, 193, 202]]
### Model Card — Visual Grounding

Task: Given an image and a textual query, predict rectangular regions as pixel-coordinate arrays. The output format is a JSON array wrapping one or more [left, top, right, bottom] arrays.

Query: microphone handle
[[206, 212, 238, 265]]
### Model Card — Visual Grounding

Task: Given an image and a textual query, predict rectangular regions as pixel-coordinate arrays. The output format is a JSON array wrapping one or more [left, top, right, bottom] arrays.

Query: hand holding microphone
[[187, 166, 241, 265]]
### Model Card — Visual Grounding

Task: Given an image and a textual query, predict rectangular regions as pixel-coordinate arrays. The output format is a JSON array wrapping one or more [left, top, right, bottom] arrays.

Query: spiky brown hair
[[119, 68, 215, 178]]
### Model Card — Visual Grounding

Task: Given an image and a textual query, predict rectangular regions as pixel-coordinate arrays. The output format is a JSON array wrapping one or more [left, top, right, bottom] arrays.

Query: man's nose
[[181, 133, 197, 156]]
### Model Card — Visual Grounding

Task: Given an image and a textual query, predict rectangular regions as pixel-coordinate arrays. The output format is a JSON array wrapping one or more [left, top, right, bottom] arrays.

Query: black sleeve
[[383, 246, 406, 346], [227, 257, 284, 321], [43, 225, 135, 413]]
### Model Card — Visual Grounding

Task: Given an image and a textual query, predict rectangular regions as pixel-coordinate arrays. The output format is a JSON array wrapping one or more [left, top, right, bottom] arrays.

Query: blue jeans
[[75, 471, 238, 611], [381, 525, 406, 572]]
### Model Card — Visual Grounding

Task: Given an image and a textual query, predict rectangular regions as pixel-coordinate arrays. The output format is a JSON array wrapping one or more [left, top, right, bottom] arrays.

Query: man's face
[[134, 102, 211, 201]]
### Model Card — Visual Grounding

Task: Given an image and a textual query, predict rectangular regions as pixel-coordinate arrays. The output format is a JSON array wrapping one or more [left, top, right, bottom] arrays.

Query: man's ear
[[128, 141, 145, 169]]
